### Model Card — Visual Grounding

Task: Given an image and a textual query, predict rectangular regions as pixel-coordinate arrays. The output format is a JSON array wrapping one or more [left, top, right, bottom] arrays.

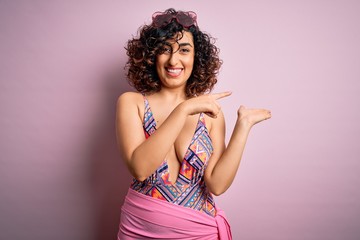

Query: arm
[[205, 105, 271, 196], [116, 92, 188, 181], [116, 92, 231, 181], [116, 91, 231, 181]]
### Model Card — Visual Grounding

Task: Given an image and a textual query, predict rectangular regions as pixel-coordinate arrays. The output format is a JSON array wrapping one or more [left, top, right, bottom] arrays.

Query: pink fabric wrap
[[118, 188, 232, 240]]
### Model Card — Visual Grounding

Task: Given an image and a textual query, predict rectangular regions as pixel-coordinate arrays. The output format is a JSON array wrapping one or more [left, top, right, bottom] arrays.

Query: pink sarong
[[118, 188, 232, 240]]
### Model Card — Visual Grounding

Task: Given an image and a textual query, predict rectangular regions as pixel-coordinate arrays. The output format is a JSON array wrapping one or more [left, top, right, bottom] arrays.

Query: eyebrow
[[165, 42, 193, 48], [178, 43, 193, 48]]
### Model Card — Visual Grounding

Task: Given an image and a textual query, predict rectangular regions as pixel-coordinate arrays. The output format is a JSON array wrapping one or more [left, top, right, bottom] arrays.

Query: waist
[[130, 179, 216, 217], [119, 188, 232, 240]]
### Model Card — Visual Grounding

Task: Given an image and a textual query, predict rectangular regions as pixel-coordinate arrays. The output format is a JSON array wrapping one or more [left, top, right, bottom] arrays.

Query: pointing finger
[[212, 91, 232, 100]]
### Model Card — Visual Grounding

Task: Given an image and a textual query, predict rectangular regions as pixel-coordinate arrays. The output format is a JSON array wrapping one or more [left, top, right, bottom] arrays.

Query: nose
[[168, 51, 179, 66]]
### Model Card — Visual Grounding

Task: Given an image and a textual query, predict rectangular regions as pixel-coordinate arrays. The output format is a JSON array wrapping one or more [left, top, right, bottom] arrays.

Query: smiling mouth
[[166, 67, 183, 77]]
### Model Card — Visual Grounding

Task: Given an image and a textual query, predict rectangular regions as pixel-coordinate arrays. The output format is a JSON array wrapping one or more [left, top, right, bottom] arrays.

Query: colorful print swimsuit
[[130, 96, 217, 217]]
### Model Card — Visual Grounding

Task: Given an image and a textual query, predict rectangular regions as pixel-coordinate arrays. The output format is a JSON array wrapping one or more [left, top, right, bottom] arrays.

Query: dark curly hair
[[125, 8, 222, 97]]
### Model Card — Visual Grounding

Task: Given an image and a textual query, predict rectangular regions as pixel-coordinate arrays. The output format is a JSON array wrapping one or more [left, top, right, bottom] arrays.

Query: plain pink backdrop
[[1, 1, 359, 239]]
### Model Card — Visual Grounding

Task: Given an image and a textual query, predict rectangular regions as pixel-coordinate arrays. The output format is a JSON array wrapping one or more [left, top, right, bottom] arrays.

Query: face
[[156, 31, 195, 91]]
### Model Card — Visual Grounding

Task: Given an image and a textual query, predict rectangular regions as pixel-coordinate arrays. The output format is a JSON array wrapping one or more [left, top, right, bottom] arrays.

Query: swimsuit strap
[[142, 95, 156, 138]]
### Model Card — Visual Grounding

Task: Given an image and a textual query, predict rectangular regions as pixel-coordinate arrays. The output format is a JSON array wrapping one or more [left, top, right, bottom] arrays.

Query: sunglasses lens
[[153, 13, 173, 27], [188, 11, 197, 21], [176, 12, 194, 27]]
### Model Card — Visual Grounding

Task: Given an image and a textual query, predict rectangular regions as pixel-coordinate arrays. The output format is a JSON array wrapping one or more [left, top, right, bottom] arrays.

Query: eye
[[161, 45, 172, 54], [179, 48, 191, 54]]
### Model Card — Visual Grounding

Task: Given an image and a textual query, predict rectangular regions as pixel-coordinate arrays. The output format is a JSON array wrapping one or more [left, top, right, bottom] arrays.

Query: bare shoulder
[[117, 91, 143, 105], [116, 91, 145, 118], [204, 110, 225, 133]]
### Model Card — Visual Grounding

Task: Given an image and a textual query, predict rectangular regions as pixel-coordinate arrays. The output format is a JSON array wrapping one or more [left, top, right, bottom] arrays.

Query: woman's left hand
[[237, 105, 271, 128]]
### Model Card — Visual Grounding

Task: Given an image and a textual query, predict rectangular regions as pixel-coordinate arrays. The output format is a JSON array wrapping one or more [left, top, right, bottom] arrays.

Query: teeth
[[167, 68, 181, 73]]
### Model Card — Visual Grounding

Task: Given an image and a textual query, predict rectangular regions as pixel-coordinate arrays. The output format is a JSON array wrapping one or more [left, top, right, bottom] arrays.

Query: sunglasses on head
[[152, 10, 197, 28]]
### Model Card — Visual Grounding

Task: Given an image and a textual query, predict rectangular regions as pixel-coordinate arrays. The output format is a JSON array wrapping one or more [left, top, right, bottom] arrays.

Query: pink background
[[1, 1, 359, 239]]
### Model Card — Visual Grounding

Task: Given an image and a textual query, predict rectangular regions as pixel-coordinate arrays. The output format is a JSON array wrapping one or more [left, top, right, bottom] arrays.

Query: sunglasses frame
[[152, 11, 198, 28]]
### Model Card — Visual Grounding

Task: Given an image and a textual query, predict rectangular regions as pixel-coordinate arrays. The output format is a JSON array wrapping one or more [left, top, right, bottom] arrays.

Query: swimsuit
[[130, 96, 216, 216]]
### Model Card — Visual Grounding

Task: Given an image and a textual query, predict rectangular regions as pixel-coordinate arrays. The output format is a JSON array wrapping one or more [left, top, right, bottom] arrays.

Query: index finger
[[212, 91, 232, 100]]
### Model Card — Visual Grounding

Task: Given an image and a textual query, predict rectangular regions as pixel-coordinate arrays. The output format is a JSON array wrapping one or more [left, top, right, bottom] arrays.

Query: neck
[[157, 88, 187, 103]]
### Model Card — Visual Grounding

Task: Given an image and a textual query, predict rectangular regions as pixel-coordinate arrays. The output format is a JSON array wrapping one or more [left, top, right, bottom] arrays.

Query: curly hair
[[125, 8, 222, 97]]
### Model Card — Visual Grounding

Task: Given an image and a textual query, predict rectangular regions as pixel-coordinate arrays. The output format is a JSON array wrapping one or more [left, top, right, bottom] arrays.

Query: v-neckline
[[144, 97, 202, 184]]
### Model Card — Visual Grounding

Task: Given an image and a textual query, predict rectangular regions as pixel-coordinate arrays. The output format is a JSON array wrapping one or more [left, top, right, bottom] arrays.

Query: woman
[[116, 8, 271, 240]]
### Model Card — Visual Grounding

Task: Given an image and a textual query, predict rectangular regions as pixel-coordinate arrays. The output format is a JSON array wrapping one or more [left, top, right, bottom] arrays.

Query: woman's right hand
[[180, 92, 232, 118]]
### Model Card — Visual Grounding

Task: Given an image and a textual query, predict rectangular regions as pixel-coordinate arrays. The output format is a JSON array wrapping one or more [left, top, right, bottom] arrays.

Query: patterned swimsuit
[[130, 96, 217, 217]]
